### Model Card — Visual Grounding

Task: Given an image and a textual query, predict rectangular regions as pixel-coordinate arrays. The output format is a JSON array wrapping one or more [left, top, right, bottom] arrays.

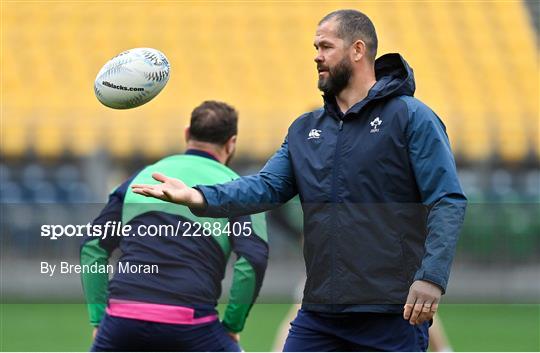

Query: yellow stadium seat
[[2, 2, 538, 161]]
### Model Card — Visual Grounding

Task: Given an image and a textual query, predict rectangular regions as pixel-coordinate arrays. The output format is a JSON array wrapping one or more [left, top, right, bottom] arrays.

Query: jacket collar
[[323, 53, 415, 119], [185, 149, 220, 163]]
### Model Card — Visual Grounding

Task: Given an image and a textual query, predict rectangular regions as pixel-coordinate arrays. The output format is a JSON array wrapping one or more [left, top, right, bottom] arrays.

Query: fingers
[[152, 172, 169, 183], [417, 310, 434, 325], [412, 299, 440, 325], [422, 303, 432, 313], [131, 186, 154, 196], [131, 187, 147, 196], [430, 301, 439, 313], [409, 299, 425, 325], [131, 173, 169, 190], [131, 172, 177, 195], [131, 184, 148, 190], [415, 301, 435, 325], [403, 291, 415, 320], [131, 184, 156, 193], [132, 186, 165, 199], [131, 173, 178, 201], [403, 304, 413, 321], [144, 187, 166, 199], [405, 280, 443, 325]]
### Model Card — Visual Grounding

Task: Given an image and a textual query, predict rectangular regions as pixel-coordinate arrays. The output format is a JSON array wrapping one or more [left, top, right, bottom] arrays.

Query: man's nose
[[314, 53, 323, 63]]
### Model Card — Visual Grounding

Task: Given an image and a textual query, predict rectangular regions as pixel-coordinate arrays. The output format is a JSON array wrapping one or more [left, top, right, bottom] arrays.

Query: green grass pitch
[[1, 304, 538, 351]]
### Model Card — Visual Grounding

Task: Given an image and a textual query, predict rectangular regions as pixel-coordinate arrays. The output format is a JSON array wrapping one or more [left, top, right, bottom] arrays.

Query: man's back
[[111, 152, 246, 307], [82, 150, 268, 338]]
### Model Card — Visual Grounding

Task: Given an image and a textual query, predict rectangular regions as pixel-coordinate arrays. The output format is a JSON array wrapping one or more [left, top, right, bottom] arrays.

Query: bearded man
[[133, 10, 467, 352]]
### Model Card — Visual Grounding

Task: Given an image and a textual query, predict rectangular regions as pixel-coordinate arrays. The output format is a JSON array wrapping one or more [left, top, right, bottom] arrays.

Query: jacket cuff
[[413, 270, 447, 294], [190, 186, 209, 217]]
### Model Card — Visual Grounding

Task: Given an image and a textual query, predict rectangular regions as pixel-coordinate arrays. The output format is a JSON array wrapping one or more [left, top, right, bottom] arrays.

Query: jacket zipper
[[331, 119, 344, 202], [329, 118, 344, 308]]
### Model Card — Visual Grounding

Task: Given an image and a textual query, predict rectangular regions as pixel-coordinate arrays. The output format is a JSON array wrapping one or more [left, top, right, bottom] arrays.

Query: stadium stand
[[0, 6, 539, 325], [1, 2, 538, 161]]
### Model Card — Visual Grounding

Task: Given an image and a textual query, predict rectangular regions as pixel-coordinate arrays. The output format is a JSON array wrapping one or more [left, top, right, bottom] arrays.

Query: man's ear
[[184, 126, 191, 143], [352, 39, 367, 62], [226, 135, 237, 154]]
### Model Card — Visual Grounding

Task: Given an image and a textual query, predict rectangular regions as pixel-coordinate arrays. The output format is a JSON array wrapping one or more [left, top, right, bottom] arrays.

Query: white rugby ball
[[94, 48, 170, 109]]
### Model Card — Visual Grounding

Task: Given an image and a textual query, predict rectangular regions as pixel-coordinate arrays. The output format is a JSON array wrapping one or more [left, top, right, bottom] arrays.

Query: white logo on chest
[[308, 129, 322, 139], [370, 117, 382, 133]]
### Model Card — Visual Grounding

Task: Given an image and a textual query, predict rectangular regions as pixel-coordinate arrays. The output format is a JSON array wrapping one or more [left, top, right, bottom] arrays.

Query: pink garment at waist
[[106, 298, 218, 325]]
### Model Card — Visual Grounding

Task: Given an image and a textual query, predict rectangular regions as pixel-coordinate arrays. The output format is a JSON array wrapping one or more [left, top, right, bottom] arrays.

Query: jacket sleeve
[[405, 100, 467, 293], [222, 213, 269, 333], [192, 137, 297, 218], [80, 179, 131, 326]]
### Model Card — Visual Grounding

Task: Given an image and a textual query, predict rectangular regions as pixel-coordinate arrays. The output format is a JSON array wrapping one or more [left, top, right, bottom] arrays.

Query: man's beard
[[318, 57, 353, 96]]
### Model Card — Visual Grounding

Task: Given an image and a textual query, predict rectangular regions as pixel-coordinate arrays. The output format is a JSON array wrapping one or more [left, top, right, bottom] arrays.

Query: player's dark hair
[[189, 100, 238, 145], [319, 9, 378, 63]]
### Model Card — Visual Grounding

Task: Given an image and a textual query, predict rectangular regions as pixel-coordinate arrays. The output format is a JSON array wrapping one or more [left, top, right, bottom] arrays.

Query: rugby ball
[[94, 48, 170, 109]]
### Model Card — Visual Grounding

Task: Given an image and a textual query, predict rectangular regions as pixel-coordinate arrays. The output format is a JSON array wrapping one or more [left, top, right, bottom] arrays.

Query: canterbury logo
[[308, 129, 322, 140]]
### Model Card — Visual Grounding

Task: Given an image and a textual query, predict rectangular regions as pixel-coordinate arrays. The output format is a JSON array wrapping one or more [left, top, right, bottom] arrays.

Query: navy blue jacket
[[195, 53, 467, 313], [81, 150, 269, 332]]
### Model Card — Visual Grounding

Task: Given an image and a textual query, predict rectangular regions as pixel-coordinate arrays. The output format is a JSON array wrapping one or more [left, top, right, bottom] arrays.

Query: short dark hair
[[319, 9, 378, 62], [189, 100, 238, 145]]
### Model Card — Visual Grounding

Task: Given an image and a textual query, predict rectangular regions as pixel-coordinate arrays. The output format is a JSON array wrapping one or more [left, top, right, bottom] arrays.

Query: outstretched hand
[[131, 172, 205, 208]]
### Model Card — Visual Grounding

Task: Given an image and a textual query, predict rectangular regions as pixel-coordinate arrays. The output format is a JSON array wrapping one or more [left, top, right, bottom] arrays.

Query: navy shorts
[[283, 309, 429, 352], [91, 313, 241, 352]]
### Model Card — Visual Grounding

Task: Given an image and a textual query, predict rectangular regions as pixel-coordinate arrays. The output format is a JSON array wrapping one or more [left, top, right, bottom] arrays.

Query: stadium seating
[[2, 2, 538, 161]]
